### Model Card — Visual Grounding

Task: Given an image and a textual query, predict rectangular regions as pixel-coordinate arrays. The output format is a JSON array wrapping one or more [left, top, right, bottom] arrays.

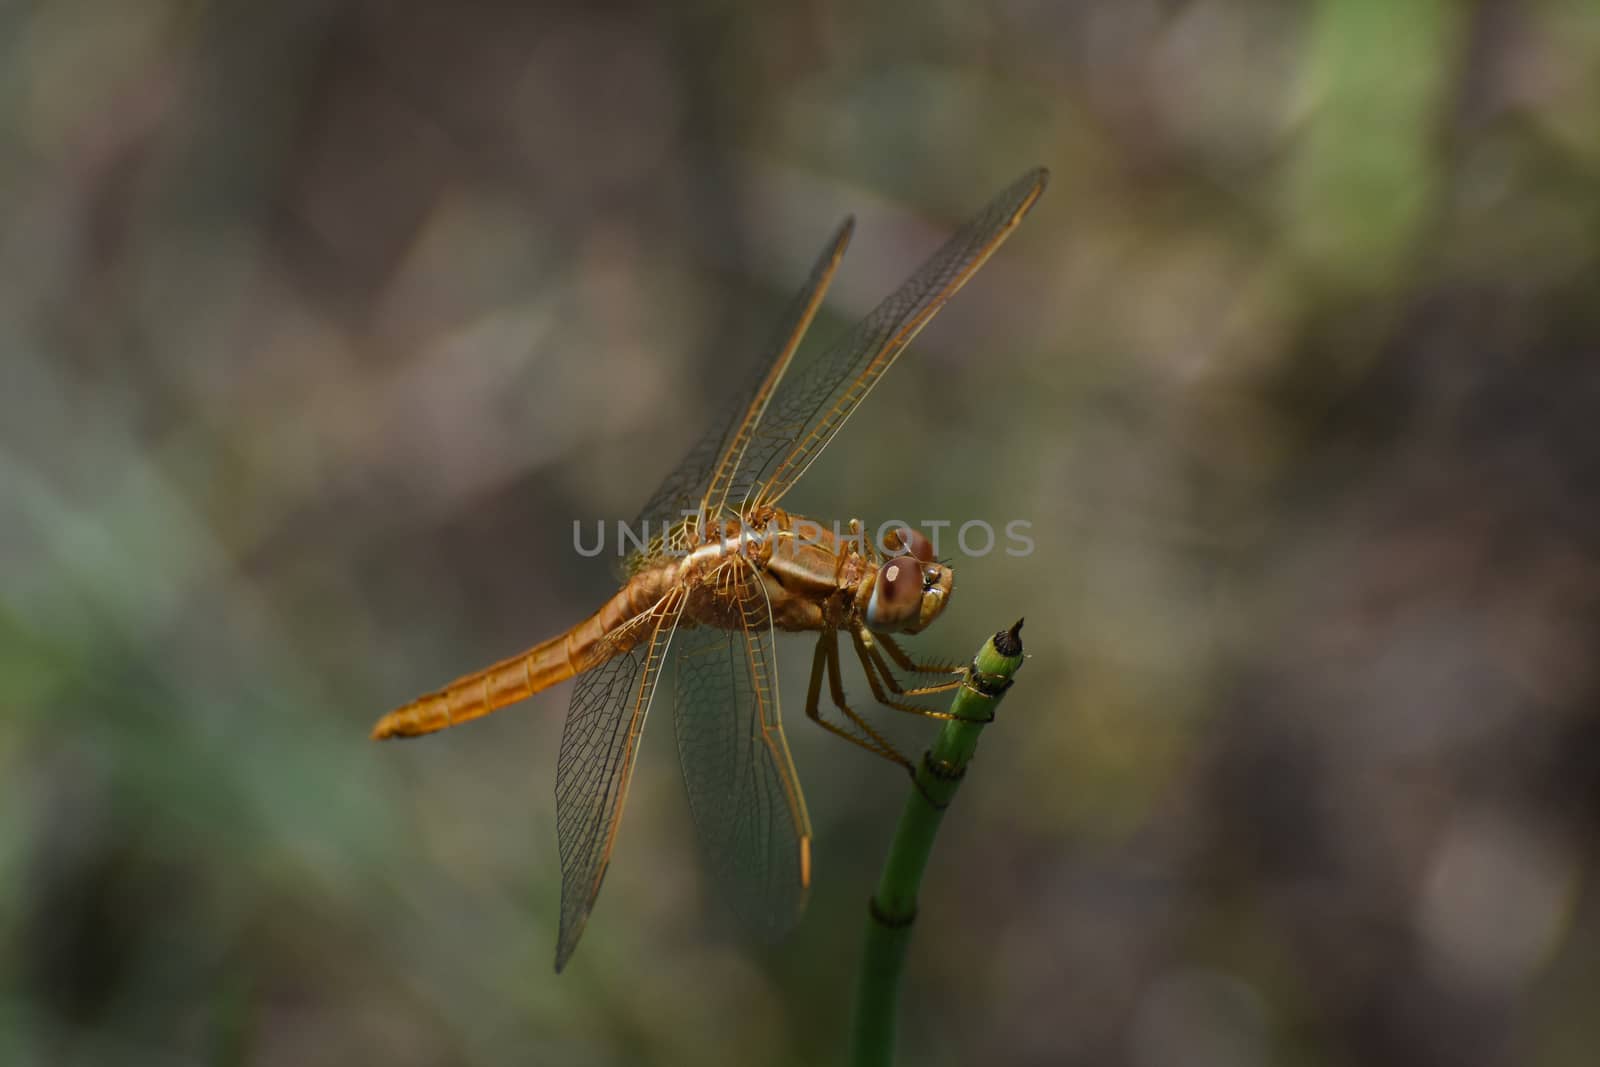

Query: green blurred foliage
[[4, 1, 1600, 1065]]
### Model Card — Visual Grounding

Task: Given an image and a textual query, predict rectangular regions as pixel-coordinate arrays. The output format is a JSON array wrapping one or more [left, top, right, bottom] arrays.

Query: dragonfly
[[372, 168, 1049, 971]]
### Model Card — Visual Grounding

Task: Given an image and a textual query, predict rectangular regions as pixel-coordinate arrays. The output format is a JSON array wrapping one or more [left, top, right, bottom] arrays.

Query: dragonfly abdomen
[[371, 578, 660, 740], [369, 631, 579, 739]]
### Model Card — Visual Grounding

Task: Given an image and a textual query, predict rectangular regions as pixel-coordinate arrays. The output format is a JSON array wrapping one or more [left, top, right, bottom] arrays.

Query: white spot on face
[[885, 564, 901, 582]]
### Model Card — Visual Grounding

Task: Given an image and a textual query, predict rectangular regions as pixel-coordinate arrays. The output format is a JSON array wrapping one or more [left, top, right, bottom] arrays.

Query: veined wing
[[673, 562, 813, 939], [734, 168, 1049, 511], [554, 589, 685, 971], [628, 219, 854, 553]]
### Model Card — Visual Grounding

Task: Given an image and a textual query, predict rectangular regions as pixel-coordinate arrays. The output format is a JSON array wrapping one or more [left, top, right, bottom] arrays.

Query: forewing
[[628, 219, 854, 545], [673, 566, 813, 940], [732, 168, 1049, 509], [554, 593, 684, 971]]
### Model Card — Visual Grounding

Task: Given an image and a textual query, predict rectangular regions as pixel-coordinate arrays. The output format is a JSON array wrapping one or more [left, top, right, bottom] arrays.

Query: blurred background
[[3, 1, 1599, 1064]]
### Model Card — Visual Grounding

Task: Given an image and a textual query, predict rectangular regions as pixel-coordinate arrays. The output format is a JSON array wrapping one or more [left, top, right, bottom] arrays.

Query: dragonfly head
[[864, 555, 954, 634]]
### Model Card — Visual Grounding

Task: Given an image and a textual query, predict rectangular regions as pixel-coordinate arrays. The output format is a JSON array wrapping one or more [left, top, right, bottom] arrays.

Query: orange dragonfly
[[372, 168, 1048, 970]]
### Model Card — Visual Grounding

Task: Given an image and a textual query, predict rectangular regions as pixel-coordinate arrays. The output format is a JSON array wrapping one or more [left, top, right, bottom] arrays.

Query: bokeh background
[[4, 1, 1600, 1064]]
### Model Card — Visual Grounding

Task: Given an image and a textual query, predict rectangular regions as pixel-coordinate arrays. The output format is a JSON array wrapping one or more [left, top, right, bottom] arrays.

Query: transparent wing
[[554, 592, 684, 971], [734, 168, 1049, 510], [628, 219, 854, 545], [673, 565, 813, 940]]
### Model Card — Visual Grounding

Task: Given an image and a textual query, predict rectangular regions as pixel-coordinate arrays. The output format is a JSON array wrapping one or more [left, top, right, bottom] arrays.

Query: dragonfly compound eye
[[867, 555, 923, 629], [882, 525, 935, 563]]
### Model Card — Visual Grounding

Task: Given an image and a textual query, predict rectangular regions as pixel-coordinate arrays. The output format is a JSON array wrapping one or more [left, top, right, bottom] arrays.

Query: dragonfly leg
[[851, 630, 962, 720], [803, 633, 913, 772], [876, 633, 965, 677], [867, 640, 965, 699], [860, 630, 963, 697], [832, 518, 868, 583]]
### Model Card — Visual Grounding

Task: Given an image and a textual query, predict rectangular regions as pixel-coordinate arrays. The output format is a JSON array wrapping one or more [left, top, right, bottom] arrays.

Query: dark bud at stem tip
[[994, 618, 1024, 658]]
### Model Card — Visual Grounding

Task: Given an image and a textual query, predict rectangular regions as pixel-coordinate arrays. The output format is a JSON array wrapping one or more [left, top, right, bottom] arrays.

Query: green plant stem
[[849, 619, 1026, 1067]]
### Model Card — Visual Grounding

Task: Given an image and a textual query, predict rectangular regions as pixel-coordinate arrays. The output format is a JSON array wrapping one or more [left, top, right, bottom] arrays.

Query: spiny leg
[[803, 632, 913, 773], [877, 632, 965, 677], [851, 629, 963, 721], [863, 636, 964, 699], [832, 517, 867, 583]]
